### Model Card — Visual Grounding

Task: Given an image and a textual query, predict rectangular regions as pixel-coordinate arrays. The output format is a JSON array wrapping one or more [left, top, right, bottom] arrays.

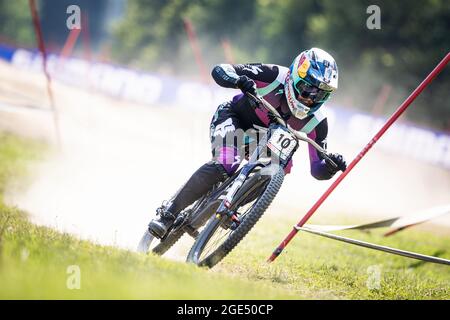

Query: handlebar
[[246, 92, 339, 171]]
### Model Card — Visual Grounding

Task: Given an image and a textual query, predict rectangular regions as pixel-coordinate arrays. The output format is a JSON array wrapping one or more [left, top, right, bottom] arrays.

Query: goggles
[[294, 78, 331, 104]]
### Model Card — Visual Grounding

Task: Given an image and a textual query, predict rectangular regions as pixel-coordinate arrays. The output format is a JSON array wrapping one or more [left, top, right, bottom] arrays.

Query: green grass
[[0, 132, 449, 299], [0, 133, 293, 299], [0, 207, 294, 299], [215, 216, 450, 299], [0, 134, 44, 202]]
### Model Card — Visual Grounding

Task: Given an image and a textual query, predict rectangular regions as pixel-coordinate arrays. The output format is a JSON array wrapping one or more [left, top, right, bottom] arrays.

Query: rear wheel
[[137, 169, 242, 256], [186, 165, 284, 268], [137, 184, 223, 256], [137, 197, 207, 256]]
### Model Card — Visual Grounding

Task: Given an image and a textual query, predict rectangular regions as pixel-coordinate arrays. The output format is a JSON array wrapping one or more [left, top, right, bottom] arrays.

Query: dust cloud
[[1, 61, 448, 256]]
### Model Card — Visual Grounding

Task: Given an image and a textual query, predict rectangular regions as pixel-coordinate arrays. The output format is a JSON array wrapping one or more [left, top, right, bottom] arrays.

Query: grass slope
[[0, 133, 448, 299], [215, 217, 450, 299], [0, 133, 293, 299]]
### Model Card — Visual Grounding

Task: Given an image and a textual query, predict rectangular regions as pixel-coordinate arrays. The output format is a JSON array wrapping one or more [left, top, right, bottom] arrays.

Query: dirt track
[[1, 60, 449, 251]]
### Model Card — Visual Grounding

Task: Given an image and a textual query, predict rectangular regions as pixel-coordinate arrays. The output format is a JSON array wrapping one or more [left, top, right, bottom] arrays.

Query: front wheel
[[186, 165, 284, 268]]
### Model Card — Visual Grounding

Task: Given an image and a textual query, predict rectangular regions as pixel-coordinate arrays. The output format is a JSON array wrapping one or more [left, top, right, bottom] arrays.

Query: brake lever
[[245, 92, 261, 106], [322, 153, 339, 171], [246, 92, 260, 109]]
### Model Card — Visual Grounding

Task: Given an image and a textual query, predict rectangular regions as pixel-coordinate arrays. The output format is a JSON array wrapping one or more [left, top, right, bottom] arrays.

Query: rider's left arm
[[307, 119, 337, 180]]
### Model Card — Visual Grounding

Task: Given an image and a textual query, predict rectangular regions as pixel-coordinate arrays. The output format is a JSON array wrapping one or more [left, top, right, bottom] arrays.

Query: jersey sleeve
[[307, 118, 335, 180], [211, 63, 280, 88]]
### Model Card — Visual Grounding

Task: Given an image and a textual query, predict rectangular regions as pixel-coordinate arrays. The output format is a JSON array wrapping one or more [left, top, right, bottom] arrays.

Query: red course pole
[[81, 12, 92, 62], [268, 52, 450, 263], [183, 18, 209, 83], [59, 28, 81, 64], [221, 38, 236, 64], [29, 0, 62, 147], [371, 84, 392, 116]]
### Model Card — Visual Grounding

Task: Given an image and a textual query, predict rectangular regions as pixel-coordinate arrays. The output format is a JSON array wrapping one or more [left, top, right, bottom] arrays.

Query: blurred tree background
[[0, 1, 35, 47], [111, 0, 450, 130], [0, 0, 448, 130]]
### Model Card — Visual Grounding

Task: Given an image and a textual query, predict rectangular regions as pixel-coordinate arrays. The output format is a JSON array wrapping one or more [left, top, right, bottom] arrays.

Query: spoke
[[198, 179, 269, 263], [202, 227, 232, 258], [236, 199, 256, 217], [200, 200, 257, 260]]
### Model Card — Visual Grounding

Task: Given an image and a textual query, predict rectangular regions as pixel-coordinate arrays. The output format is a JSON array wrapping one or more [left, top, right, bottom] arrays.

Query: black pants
[[166, 161, 228, 215]]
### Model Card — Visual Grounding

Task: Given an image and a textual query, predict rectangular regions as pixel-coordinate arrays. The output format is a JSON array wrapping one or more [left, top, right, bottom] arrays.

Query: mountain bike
[[137, 93, 338, 268]]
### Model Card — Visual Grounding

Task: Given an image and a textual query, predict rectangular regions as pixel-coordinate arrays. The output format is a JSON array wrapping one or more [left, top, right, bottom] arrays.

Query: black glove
[[236, 75, 257, 96], [325, 153, 347, 174]]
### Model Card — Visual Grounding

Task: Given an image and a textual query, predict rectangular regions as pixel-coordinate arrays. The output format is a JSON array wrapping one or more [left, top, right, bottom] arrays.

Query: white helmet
[[285, 48, 338, 119]]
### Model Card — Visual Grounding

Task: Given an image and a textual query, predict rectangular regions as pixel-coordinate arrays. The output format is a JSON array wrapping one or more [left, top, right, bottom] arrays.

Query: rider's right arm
[[211, 64, 240, 88], [211, 63, 280, 88]]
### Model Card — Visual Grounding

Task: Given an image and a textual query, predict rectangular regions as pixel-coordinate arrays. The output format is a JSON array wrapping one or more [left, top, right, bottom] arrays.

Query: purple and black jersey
[[210, 63, 335, 180], [148, 61, 342, 237]]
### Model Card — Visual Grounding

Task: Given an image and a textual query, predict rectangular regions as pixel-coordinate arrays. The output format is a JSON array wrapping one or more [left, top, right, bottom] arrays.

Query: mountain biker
[[148, 47, 347, 239]]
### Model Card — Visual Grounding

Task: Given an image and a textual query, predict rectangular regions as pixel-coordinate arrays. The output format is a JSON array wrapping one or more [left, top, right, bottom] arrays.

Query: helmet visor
[[294, 78, 331, 104]]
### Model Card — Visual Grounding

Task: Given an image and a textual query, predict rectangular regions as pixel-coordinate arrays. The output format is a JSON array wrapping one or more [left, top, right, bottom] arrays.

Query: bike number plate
[[267, 128, 296, 161]]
